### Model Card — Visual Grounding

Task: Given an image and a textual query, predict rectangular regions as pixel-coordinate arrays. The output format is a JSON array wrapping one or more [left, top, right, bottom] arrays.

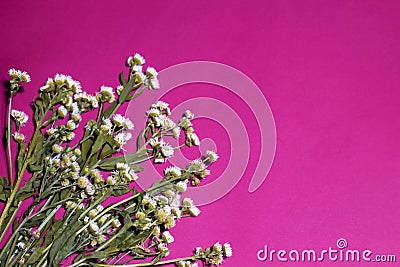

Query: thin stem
[[7, 96, 13, 185], [0, 102, 52, 238], [96, 256, 198, 267]]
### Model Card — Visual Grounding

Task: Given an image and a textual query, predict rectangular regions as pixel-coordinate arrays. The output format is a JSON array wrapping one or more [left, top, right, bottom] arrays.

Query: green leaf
[[119, 71, 127, 86], [48, 222, 81, 266], [111, 186, 131, 197], [16, 141, 27, 175], [25, 245, 46, 265], [0, 176, 11, 202], [15, 177, 35, 202], [97, 149, 148, 171], [81, 127, 94, 162]]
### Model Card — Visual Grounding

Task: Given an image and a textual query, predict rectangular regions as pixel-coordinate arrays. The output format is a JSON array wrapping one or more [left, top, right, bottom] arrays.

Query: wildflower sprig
[[0, 54, 232, 267]]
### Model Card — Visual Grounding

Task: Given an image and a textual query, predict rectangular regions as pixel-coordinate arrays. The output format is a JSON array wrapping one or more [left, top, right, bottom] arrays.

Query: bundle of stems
[[0, 54, 232, 267]]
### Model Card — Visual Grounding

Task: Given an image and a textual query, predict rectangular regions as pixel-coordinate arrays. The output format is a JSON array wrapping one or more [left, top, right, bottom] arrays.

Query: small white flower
[[66, 120, 77, 131], [206, 150, 219, 162], [161, 144, 174, 158], [146, 67, 158, 78], [148, 77, 160, 89], [112, 219, 121, 228], [116, 162, 130, 171], [162, 231, 174, 244], [54, 73, 67, 84], [147, 108, 160, 118], [88, 221, 99, 234], [149, 137, 164, 147], [114, 132, 132, 148], [123, 117, 134, 130], [172, 127, 181, 139], [106, 176, 116, 185], [116, 85, 124, 95], [8, 68, 21, 79], [113, 114, 125, 126], [135, 72, 147, 83], [188, 206, 201, 217], [20, 71, 31, 82], [223, 243, 233, 257], [57, 106, 68, 118], [164, 166, 182, 177], [11, 110, 29, 126], [184, 110, 194, 120], [188, 159, 206, 172], [12, 132, 25, 142], [100, 86, 115, 103], [100, 118, 113, 134], [182, 198, 194, 208], [134, 53, 145, 65], [52, 144, 63, 153], [132, 65, 143, 73], [176, 180, 188, 193], [213, 242, 223, 253], [188, 133, 200, 146]]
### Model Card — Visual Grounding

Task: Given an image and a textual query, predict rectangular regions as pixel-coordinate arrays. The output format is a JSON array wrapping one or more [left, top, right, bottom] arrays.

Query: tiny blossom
[[213, 242, 223, 253], [176, 180, 188, 193], [66, 120, 77, 131], [106, 176, 116, 185], [52, 144, 63, 153], [188, 133, 200, 146], [184, 110, 194, 120], [146, 67, 158, 78], [182, 198, 194, 208], [161, 144, 174, 158], [135, 72, 147, 83], [89, 221, 99, 234], [149, 137, 164, 147], [112, 219, 121, 228], [206, 150, 219, 162], [116, 85, 124, 95], [223, 243, 233, 257], [58, 105, 68, 118], [148, 77, 160, 89], [134, 53, 146, 65], [172, 127, 181, 139], [164, 166, 182, 177], [188, 206, 201, 217], [147, 108, 160, 118], [188, 159, 206, 173], [162, 231, 174, 244], [180, 117, 192, 129], [100, 86, 115, 102], [11, 110, 29, 126], [113, 114, 125, 126], [8, 68, 21, 79], [114, 132, 132, 148], [132, 65, 143, 73], [12, 132, 25, 142], [116, 162, 130, 171], [123, 117, 134, 130]]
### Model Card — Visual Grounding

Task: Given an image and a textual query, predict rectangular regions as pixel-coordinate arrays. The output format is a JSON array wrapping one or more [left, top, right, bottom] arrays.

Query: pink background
[[1, 1, 400, 266]]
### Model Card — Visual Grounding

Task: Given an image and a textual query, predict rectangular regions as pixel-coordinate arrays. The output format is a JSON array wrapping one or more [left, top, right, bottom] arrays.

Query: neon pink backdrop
[[1, 1, 400, 266]]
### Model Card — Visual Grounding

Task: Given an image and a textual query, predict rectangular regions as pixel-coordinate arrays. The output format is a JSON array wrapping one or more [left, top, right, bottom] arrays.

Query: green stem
[[7, 96, 13, 185], [75, 192, 140, 235], [96, 256, 198, 267], [0, 102, 52, 239]]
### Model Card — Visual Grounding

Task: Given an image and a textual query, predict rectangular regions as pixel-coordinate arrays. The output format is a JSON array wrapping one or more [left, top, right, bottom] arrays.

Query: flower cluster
[[126, 53, 160, 90], [193, 242, 233, 266], [0, 55, 232, 267]]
